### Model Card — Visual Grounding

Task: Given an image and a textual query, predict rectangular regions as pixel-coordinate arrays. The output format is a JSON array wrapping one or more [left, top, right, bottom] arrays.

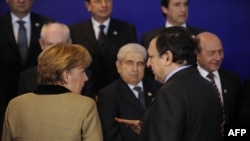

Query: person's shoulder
[[186, 25, 204, 36], [0, 12, 11, 24], [140, 26, 165, 43], [168, 67, 207, 86], [140, 26, 165, 46], [20, 66, 37, 76], [8, 93, 34, 104], [30, 12, 54, 22], [110, 18, 135, 27], [70, 19, 90, 28], [219, 68, 241, 80], [64, 93, 96, 104], [0, 12, 9, 20], [99, 79, 121, 93], [69, 19, 91, 32], [142, 27, 165, 37], [143, 77, 162, 86]]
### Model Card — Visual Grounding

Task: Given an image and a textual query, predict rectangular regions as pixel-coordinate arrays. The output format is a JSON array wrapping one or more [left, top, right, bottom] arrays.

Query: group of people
[[0, 0, 249, 141]]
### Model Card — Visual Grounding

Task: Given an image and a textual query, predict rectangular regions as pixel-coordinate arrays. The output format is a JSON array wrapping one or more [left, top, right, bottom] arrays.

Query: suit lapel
[[99, 19, 116, 52], [25, 13, 42, 63], [119, 79, 146, 114], [142, 80, 155, 107], [218, 70, 230, 117], [84, 20, 102, 55], [3, 13, 19, 55]]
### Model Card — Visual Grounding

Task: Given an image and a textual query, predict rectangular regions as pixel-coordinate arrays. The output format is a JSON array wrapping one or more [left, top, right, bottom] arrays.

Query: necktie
[[98, 25, 106, 47], [133, 86, 146, 109], [207, 72, 226, 137], [17, 20, 28, 66]]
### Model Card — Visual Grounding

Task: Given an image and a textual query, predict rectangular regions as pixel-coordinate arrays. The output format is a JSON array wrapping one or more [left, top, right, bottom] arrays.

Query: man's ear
[[85, 1, 91, 11], [116, 60, 121, 73], [164, 50, 173, 65], [161, 6, 168, 15], [39, 38, 46, 50]]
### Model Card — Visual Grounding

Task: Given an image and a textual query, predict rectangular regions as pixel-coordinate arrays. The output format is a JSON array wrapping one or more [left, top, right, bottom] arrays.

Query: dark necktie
[[133, 86, 146, 109], [98, 25, 106, 47], [17, 20, 28, 66], [207, 72, 226, 137]]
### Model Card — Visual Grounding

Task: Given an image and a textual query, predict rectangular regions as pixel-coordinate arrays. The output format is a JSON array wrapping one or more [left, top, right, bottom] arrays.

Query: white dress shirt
[[197, 65, 223, 104], [91, 17, 110, 39], [128, 81, 143, 99]]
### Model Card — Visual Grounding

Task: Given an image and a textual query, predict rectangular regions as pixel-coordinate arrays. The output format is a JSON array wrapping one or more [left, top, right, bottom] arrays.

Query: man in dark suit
[[195, 32, 242, 138], [97, 43, 161, 141], [141, 0, 203, 79], [141, 27, 222, 141], [239, 78, 250, 126], [70, 0, 137, 94], [141, 0, 203, 48], [0, 0, 53, 137], [116, 27, 223, 141]]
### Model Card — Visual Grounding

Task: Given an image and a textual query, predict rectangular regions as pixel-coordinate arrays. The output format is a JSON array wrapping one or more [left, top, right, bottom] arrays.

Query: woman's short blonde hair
[[37, 44, 92, 85]]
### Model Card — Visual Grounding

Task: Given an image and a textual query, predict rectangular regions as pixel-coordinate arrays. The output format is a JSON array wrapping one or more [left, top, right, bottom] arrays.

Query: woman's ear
[[62, 70, 70, 84]]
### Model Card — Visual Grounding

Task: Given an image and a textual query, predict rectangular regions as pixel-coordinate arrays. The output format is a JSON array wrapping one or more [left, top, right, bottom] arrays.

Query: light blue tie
[[17, 20, 28, 66]]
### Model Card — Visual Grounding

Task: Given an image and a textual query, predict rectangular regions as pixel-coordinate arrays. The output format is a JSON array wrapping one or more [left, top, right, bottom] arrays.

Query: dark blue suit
[[97, 78, 161, 141]]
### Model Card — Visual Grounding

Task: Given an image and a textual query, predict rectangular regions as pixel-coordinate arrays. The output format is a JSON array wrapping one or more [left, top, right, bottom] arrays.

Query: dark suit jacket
[[140, 25, 203, 48], [0, 12, 53, 103], [218, 69, 242, 128], [141, 67, 222, 141], [97, 78, 161, 141], [17, 67, 96, 99], [70, 18, 137, 92], [0, 12, 53, 137], [239, 78, 250, 125]]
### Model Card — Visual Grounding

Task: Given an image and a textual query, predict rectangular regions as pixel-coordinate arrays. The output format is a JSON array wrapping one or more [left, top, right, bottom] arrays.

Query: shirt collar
[[11, 12, 30, 24], [197, 65, 219, 79], [92, 17, 110, 29], [128, 81, 143, 90], [165, 21, 186, 28], [164, 65, 191, 83]]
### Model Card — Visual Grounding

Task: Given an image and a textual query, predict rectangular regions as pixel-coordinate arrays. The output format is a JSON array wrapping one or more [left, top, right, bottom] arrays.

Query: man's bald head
[[39, 22, 71, 50], [195, 32, 224, 72]]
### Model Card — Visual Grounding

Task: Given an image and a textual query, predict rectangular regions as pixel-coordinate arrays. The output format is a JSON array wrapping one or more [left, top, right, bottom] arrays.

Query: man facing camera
[[70, 0, 137, 94], [141, 0, 203, 48], [97, 43, 161, 141], [0, 0, 54, 138], [195, 32, 242, 137]]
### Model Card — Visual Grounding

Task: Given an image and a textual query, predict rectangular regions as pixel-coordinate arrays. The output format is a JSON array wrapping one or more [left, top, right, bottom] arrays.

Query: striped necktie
[[207, 72, 226, 137], [98, 24, 106, 47]]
